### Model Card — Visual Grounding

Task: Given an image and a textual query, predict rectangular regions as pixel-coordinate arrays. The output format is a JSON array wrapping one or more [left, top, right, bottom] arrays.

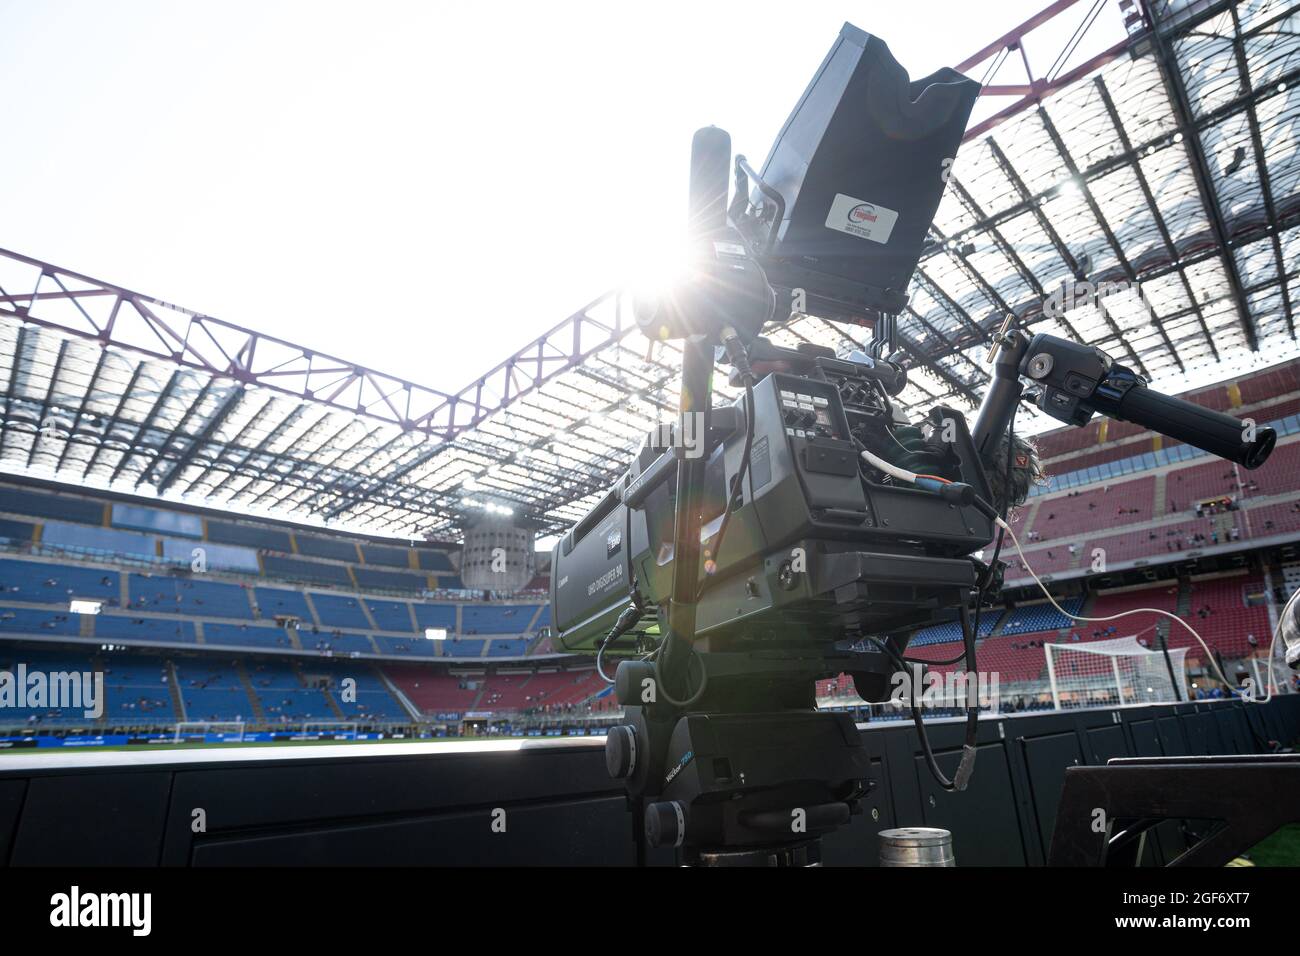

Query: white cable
[[860, 448, 917, 484], [996, 516, 1286, 704]]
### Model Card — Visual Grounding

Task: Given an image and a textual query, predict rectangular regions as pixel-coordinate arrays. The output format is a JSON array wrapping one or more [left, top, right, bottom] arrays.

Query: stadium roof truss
[[0, 0, 1297, 540]]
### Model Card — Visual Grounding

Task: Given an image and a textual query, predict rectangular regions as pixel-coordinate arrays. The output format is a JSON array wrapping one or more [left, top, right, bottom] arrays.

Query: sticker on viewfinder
[[825, 193, 898, 244]]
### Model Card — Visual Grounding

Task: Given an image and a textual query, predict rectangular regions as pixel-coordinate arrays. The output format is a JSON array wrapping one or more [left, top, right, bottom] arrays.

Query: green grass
[[0, 737, 534, 755], [1238, 823, 1300, 867]]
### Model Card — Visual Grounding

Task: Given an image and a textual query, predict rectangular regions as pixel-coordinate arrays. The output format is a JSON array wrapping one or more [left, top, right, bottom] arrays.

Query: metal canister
[[878, 827, 955, 867]]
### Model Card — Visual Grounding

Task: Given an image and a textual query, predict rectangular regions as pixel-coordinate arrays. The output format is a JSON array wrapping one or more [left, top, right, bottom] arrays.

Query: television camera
[[548, 23, 1276, 865]]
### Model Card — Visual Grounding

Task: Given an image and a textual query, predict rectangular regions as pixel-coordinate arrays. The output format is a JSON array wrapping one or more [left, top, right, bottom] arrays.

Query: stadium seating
[[0, 559, 119, 603], [310, 593, 371, 630], [126, 573, 254, 619], [203, 622, 295, 650], [413, 603, 457, 631], [360, 544, 411, 568], [387, 669, 482, 712], [261, 554, 352, 586], [0, 354, 1291, 736], [94, 615, 197, 644], [999, 598, 1085, 635], [173, 660, 254, 723], [461, 605, 536, 634], [0, 607, 81, 637], [372, 635, 439, 657], [245, 660, 334, 723], [365, 599, 415, 632], [100, 654, 177, 724], [295, 534, 361, 562], [255, 587, 313, 620], [353, 567, 429, 591]]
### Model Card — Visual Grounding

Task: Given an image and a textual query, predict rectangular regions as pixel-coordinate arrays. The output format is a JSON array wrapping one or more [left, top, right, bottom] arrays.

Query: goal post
[[299, 720, 360, 739], [1044, 636, 1188, 710], [173, 721, 246, 743], [1250, 645, 1295, 699]]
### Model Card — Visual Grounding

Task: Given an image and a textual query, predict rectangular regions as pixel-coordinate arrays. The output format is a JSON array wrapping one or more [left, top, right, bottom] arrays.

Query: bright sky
[[0, 0, 1127, 394]]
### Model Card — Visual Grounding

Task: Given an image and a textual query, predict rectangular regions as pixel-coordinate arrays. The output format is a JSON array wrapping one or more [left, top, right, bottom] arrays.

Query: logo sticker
[[825, 193, 899, 244]]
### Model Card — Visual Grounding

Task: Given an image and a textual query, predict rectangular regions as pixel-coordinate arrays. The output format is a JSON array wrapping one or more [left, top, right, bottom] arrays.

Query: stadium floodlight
[[69, 600, 101, 615], [424, 627, 448, 641]]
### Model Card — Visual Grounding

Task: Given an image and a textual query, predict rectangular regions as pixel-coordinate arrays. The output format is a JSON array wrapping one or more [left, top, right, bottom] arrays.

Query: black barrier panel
[[10, 773, 172, 866], [1022, 731, 1087, 858], [1082, 723, 1127, 766], [0, 780, 24, 864], [0, 697, 1295, 867], [919, 742, 1028, 866]]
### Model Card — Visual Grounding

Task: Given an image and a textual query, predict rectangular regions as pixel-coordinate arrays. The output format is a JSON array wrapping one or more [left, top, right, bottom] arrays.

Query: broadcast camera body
[[548, 23, 1276, 866]]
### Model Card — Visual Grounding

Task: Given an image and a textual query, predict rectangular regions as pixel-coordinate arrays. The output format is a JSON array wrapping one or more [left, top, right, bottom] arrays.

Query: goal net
[[173, 721, 246, 743], [1045, 636, 1188, 710]]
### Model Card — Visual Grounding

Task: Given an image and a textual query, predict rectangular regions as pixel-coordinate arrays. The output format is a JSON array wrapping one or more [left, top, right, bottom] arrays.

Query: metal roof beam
[[1141, 0, 1259, 350], [106, 367, 184, 485], [25, 338, 69, 468], [153, 387, 243, 495]]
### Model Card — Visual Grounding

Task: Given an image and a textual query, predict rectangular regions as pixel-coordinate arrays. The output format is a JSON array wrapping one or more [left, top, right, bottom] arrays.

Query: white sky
[[0, 0, 1127, 393]]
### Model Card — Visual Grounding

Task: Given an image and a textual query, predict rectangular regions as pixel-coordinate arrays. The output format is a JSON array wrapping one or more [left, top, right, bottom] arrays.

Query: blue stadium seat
[[353, 567, 427, 591], [172, 661, 254, 723], [0, 607, 81, 636], [310, 594, 370, 629], [254, 587, 312, 620], [126, 574, 253, 619], [0, 487, 103, 524], [444, 638, 484, 658], [372, 635, 439, 657], [242, 661, 333, 722], [416, 549, 455, 572], [0, 559, 119, 603], [100, 653, 176, 723], [999, 598, 1084, 636], [205, 519, 292, 551], [360, 544, 411, 568], [461, 605, 536, 635], [412, 603, 456, 631], [298, 628, 374, 656], [294, 534, 360, 562], [0, 519, 37, 543], [94, 615, 196, 644], [365, 599, 414, 632], [203, 622, 295, 650], [261, 554, 352, 586]]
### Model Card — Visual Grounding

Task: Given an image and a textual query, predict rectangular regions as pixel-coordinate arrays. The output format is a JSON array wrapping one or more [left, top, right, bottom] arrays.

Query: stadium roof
[[1, 0, 1297, 540]]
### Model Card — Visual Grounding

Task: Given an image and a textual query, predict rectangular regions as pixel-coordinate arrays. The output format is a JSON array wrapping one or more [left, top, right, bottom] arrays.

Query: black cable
[[695, 355, 757, 602], [867, 605, 982, 792], [912, 603, 981, 792], [904, 404, 1018, 668]]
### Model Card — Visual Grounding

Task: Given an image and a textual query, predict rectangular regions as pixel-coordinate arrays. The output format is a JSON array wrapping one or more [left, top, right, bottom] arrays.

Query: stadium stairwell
[[234, 662, 267, 724], [166, 662, 188, 722]]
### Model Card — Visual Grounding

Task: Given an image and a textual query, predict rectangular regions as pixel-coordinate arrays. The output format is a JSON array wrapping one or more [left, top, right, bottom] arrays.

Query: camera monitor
[[741, 23, 980, 319]]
